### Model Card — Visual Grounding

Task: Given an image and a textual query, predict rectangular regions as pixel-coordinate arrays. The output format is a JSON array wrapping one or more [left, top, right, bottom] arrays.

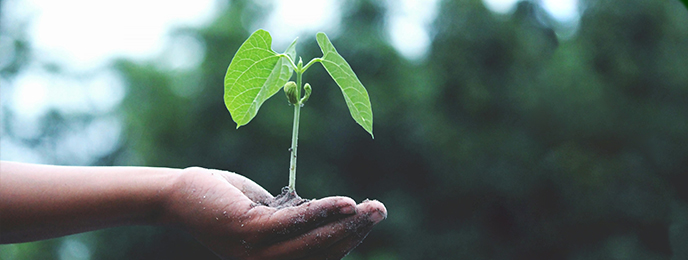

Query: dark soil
[[262, 186, 310, 209]]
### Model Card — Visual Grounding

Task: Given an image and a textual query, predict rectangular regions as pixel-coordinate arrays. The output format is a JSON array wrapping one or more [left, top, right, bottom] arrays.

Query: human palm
[[164, 167, 386, 260]]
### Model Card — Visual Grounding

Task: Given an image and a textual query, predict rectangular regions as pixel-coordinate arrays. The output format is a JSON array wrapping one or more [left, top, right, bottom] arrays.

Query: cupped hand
[[162, 167, 387, 260]]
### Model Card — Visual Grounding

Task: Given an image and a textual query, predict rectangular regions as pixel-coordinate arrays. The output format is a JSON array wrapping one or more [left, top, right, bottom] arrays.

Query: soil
[[261, 186, 310, 209]]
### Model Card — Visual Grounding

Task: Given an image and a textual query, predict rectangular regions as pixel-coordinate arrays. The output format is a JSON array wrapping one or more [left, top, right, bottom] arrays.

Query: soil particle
[[261, 186, 310, 209]]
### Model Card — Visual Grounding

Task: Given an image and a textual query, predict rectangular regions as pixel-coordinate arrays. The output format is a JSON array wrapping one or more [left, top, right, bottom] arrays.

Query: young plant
[[224, 29, 373, 195]]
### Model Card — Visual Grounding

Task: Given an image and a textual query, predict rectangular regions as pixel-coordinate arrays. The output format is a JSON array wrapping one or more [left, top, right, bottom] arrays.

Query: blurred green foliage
[[3, 0, 688, 259]]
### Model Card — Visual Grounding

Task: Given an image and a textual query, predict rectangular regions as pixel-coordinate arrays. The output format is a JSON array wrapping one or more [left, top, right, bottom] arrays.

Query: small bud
[[284, 81, 299, 105], [300, 83, 312, 105]]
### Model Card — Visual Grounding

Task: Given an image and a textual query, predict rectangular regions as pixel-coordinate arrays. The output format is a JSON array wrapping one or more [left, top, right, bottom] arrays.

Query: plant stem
[[288, 65, 303, 193], [303, 58, 322, 71]]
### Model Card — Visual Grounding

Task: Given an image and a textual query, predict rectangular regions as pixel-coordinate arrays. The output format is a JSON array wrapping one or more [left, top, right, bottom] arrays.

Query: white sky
[[2, 0, 442, 120], [4, 0, 580, 75], [3, 0, 440, 70], [19, 0, 219, 69], [483, 0, 580, 23]]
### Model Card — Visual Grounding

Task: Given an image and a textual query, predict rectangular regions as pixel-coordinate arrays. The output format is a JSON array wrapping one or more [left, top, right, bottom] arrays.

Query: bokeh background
[[2, 0, 688, 259]]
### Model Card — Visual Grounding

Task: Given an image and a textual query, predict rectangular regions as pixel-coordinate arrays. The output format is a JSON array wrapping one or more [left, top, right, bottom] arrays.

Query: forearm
[[0, 161, 180, 244]]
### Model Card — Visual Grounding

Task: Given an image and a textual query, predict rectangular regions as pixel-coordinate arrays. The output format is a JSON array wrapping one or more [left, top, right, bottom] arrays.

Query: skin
[[0, 161, 387, 260]]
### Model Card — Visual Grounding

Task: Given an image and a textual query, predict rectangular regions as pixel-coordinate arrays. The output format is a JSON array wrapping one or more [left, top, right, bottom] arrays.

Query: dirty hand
[[163, 167, 387, 260]]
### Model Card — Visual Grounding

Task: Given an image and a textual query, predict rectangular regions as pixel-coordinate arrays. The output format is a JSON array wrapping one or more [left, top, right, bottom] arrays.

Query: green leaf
[[316, 32, 374, 138], [224, 29, 295, 128]]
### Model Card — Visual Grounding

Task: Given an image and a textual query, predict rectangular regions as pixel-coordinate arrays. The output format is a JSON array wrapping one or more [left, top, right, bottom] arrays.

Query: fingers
[[298, 228, 371, 260], [302, 200, 387, 260], [245, 196, 358, 242], [252, 199, 387, 260]]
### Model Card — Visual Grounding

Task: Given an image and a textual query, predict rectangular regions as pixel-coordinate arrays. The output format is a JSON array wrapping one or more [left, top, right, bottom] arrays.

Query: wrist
[[103, 166, 183, 227], [152, 168, 186, 226], [156, 167, 210, 227]]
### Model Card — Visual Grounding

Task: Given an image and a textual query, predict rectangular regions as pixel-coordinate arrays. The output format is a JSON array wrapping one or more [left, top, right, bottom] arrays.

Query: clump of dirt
[[262, 186, 310, 209]]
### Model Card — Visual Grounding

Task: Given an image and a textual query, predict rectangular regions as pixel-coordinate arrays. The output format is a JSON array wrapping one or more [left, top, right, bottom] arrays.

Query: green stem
[[303, 58, 322, 72], [288, 65, 304, 192]]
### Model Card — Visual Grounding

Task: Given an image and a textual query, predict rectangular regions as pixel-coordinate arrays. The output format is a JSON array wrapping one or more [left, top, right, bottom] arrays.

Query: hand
[[163, 167, 387, 260]]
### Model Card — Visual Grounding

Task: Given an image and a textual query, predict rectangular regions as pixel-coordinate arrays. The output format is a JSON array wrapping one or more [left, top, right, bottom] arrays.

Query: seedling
[[224, 29, 373, 195]]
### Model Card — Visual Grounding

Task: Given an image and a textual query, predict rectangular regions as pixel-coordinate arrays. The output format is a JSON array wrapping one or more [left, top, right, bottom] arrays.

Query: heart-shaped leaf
[[224, 29, 295, 128]]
